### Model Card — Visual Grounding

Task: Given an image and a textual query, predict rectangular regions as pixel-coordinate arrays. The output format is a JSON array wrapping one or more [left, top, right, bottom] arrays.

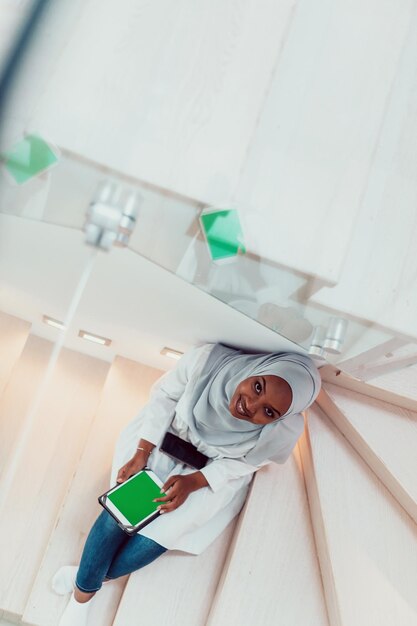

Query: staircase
[[1, 309, 417, 626], [1, 0, 416, 622]]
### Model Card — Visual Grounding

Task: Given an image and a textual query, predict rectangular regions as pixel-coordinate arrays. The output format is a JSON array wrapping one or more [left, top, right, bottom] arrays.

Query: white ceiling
[[0, 213, 312, 371]]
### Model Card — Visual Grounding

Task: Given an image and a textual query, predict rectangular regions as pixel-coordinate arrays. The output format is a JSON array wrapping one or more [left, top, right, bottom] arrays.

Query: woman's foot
[[57, 592, 91, 626], [52, 565, 78, 595]]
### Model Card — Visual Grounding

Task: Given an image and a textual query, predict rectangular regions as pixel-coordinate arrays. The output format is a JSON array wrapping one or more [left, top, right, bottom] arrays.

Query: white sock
[[52, 565, 78, 595], [57, 592, 91, 626], [52, 564, 113, 596]]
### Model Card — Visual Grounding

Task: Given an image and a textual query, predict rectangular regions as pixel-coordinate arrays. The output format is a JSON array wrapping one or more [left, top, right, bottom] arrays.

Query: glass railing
[[0, 137, 397, 368]]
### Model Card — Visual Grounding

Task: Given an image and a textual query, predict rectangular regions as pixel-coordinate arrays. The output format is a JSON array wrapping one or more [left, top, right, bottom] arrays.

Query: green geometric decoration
[[200, 209, 246, 261], [1, 134, 59, 184]]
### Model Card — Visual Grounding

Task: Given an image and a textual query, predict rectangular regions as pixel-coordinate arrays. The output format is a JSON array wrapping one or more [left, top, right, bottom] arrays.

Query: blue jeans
[[75, 510, 167, 593]]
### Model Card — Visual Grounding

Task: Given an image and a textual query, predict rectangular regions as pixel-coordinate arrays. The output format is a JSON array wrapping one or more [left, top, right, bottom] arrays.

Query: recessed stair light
[[78, 330, 112, 346], [161, 347, 183, 360], [42, 315, 66, 330]]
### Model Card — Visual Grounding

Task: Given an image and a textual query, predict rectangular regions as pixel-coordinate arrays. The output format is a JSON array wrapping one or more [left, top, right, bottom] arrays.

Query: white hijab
[[178, 343, 321, 465]]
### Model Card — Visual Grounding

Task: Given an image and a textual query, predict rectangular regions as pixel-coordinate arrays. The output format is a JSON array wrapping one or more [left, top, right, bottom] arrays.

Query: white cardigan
[[110, 343, 277, 554]]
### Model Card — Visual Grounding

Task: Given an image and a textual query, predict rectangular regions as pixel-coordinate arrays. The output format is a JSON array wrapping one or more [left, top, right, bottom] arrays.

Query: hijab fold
[[175, 343, 321, 465]]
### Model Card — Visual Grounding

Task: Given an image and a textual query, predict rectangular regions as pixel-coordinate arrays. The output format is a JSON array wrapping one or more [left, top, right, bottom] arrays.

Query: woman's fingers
[[154, 475, 193, 513], [157, 495, 180, 513], [154, 479, 179, 503], [154, 479, 182, 511], [116, 468, 126, 483], [116, 461, 132, 483], [162, 475, 180, 493], [153, 493, 171, 503], [116, 457, 146, 484]]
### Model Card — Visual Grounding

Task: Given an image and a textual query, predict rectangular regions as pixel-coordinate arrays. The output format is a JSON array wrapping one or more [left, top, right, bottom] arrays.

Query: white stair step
[[28, 0, 295, 207], [112, 521, 237, 626], [23, 355, 162, 626], [299, 405, 417, 626], [0, 311, 30, 398], [310, 2, 417, 338], [367, 363, 417, 402], [0, 614, 18, 626], [206, 448, 329, 626], [320, 364, 417, 413], [336, 337, 408, 370], [234, 0, 413, 282], [0, 334, 53, 479], [335, 341, 417, 383], [318, 383, 417, 525], [0, 335, 109, 619]]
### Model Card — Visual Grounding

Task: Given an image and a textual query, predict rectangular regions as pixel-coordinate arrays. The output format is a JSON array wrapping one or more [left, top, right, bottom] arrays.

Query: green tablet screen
[[107, 472, 163, 525]]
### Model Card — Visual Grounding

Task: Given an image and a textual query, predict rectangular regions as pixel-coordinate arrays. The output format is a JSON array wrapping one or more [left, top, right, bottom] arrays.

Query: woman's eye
[[265, 407, 274, 418], [255, 381, 262, 393]]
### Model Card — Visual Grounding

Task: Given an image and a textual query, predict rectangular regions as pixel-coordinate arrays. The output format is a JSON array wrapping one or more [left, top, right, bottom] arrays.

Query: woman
[[54, 342, 321, 626]]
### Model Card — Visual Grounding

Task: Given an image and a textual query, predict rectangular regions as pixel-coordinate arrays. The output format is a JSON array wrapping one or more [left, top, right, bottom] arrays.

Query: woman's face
[[229, 375, 293, 425]]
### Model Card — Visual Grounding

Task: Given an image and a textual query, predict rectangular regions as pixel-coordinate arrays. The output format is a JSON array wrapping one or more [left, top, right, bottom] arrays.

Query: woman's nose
[[245, 396, 259, 417]]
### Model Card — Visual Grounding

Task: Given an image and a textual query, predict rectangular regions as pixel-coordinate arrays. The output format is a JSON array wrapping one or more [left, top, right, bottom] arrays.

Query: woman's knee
[[94, 509, 123, 534], [83, 510, 126, 551], [105, 535, 167, 579]]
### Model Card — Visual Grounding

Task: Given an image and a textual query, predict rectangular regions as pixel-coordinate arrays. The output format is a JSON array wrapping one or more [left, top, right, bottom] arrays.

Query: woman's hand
[[117, 439, 155, 483], [153, 472, 209, 513], [116, 450, 149, 483]]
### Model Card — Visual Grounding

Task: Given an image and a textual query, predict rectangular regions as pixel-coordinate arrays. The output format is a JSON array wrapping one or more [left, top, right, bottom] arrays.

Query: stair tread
[[368, 364, 417, 402], [0, 336, 109, 617], [309, 2, 417, 338], [28, 0, 296, 212], [320, 382, 417, 520], [112, 522, 236, 626], [23, 356, 162, 626], [206, 449, 329, 626], [0, 311, 31, 398], [0, 335, 53, 478], [299, 405, 417, 625]]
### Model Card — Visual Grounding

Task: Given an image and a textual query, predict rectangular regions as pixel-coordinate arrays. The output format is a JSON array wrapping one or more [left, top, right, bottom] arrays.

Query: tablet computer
[[98, 469, 165, 535]]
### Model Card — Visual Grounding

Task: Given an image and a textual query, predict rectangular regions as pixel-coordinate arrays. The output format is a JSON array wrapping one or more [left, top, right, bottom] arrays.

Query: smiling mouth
[[236, 396, 248, 418]]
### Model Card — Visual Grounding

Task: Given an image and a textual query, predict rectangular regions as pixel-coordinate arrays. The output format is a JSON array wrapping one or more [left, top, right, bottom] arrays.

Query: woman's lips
[[236, 396, 247, 418]]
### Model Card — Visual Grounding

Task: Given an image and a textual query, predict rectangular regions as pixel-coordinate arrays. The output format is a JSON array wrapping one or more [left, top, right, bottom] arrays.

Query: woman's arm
[[131, 344, 213, 447], [152, 415, 305, 504], [199, 414, 305, 492], [115, 345, 213, 483], [199, 457, 259, 492], [152, 459, 259, 513], [116, 438, 156, 483]]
